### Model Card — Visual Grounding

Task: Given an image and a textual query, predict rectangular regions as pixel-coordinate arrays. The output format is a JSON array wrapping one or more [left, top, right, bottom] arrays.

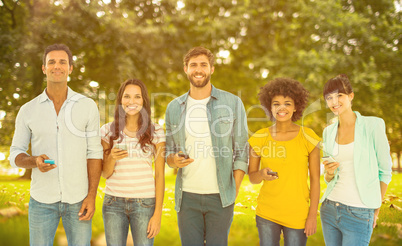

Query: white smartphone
[[322, 156, 336, 164], [113, 140, 127, 151]]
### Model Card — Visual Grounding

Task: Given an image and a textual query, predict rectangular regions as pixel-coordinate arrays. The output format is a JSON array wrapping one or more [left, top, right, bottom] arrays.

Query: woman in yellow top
[[248, 78, 321, 246]]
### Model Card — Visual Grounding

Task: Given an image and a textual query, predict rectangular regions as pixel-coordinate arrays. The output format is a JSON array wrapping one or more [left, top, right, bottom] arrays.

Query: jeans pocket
[[103, 195, 116, 206], [140, 198, 156, 208], [346, 207, 372, 221]]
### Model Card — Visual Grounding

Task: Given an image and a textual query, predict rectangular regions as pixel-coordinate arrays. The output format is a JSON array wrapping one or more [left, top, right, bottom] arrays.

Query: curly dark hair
[[105, 79, 155, 155], [258, 78, 309, 122]]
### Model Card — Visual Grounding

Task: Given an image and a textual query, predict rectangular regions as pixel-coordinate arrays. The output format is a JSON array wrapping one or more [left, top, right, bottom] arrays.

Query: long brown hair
[[105, 79, 155, 154]]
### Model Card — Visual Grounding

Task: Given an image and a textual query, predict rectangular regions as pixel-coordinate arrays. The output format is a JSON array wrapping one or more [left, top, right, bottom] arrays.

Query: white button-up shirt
[[10, 87, 103, 204]]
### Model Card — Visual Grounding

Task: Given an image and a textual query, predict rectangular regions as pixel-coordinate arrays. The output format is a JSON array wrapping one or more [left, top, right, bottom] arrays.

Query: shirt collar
[[178, 84, 218, 105], [38, 86, 79, 103]]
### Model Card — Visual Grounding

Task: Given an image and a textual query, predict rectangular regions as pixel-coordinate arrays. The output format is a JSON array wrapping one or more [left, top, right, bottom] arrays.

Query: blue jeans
[[320, 199, 375, 246], [256, 215, 307, 246], [28, 197, 91, 246], [177, 192, 234, 246], [102, 194, 155, 246]]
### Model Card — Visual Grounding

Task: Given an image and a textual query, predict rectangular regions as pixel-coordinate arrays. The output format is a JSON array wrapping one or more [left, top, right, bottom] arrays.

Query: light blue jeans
[[28, 197, 91, 246], [177, 192, 234, 246], [256, 215, 307, 246], [102, 194, 155, 246], [320, 199, 375, 246]]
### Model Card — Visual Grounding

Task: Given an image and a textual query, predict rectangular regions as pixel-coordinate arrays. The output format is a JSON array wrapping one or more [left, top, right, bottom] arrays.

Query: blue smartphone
[[44, 159, 55, 165]]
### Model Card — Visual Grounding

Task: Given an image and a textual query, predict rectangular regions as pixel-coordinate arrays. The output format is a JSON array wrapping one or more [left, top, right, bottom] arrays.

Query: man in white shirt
[[9, 44, 103, 246], [165, 47, 248, 245]]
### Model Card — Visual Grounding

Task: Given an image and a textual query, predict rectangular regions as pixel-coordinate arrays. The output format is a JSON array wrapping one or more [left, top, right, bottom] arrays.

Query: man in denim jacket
[[165, 46, 248, 245]]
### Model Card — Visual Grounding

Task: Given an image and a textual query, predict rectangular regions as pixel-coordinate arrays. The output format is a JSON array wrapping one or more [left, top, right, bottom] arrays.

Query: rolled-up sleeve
[[232, 97, 248, 173], [86, 100, 103, 160], [373, 119, 392, 185], [10, 105, 31, 168]]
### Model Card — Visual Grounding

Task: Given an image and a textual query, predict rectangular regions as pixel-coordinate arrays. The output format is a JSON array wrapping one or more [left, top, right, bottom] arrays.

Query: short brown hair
[[43, 44, 73, 66], [323, 74, 353, 99], [259, 78, 309, 122], [183, 46, 214, 67]]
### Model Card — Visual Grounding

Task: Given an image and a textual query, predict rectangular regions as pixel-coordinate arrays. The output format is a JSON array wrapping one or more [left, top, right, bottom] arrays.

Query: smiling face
[[184, 55, 214, 88], [325, 91, 354, 116], [42, 50, 73, 84], [271, 95, 296, 122], [121, 84, 144, 117]]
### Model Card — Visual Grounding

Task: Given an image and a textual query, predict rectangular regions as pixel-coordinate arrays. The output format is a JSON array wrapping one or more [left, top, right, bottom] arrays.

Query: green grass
[[1, 171, 401, 246]]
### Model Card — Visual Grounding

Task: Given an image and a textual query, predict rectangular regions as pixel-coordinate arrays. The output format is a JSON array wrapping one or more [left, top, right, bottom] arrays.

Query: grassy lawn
[[0, 170, 401, 246]]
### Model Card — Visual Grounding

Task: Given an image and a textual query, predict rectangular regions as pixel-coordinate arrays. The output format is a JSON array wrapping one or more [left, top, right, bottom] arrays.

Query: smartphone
[[267, 171, 278, 177], [322, 156, 336, 164], [114, 143, 127, 151], [178, 153, 189, 159], [80, 209, 87, 217], [44, 159, 55, 165]]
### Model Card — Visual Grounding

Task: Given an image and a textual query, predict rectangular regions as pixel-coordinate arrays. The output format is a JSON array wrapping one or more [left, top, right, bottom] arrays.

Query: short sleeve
[[248, 128, 269, 156], [100, 123, 112, 143], [302, 127, 321, 153], [152, 123, 166, 145]]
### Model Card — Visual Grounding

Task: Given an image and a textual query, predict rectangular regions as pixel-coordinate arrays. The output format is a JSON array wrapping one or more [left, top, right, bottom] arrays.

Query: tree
[[0, 0, 401, 174]]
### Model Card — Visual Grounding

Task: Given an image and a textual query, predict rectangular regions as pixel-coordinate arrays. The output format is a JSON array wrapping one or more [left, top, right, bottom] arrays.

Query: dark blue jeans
[[177, 192, 234, 246], [256, 215, 307, 246]]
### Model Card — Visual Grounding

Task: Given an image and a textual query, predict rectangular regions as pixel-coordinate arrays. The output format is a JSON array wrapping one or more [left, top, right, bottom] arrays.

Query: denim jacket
[[165, 85, 249, 212]]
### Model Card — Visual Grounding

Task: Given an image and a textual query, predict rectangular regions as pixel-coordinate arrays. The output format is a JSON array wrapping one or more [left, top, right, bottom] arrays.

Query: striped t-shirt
[[100, 123, 165, 198]]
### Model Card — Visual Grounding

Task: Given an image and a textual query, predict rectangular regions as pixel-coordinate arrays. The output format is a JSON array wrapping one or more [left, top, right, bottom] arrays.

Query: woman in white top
[[320, 74, 392, 246], [101, 79, 165, 246]]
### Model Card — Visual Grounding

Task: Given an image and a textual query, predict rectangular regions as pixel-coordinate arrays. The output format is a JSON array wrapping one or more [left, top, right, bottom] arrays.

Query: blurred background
[[1, 0, 401, 176], [0, 1, 401, 245]]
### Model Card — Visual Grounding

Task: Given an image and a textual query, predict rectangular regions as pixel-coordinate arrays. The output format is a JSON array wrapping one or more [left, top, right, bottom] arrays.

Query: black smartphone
[[80, 209, 87, 217], [178, 153, 189, 159], [267, 171, 278, 177]]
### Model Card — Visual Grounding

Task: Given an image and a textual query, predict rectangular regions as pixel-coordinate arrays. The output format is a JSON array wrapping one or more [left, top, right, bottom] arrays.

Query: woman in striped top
[[100, 79, 165, 246]]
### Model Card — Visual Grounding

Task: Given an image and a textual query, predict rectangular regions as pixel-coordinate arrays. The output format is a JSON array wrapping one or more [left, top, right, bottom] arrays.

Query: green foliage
[[0, 0, 400, 154]]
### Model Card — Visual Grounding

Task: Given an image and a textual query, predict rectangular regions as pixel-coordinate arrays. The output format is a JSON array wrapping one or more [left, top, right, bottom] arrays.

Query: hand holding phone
[[260, 168, 278, 180], [178, 153, 189, 159], [113, 139, 127, 151], [44, 159, 55, 165], [114, 144, 127, 151], [111, 142, 129, 160], [322, 156, 336, 164], [36, 155, 57, 173], [266, 171, 279, 177], [322, 156, 339, 177], [174, 152, 194, 168]]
